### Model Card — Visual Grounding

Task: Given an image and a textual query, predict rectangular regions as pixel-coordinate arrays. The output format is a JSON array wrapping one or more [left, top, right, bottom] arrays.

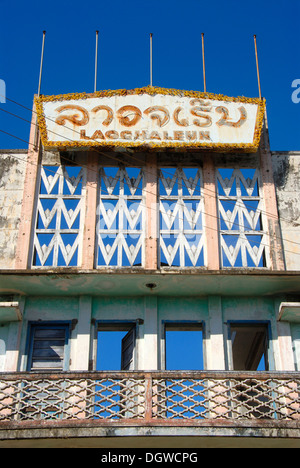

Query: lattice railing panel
[[0, 372, 299, 423], [0, 376, 145, 421], [152, 376, 300, 420]]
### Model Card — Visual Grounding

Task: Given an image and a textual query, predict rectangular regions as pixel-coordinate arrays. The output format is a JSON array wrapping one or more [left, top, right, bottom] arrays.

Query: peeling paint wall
[[272, 151, 300, 270], [0, 151, 27, 268]]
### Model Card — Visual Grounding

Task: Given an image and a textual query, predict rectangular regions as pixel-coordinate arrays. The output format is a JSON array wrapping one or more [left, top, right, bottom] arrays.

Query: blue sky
[[0, 1, 280, 372], [0, 0, 299, 151]]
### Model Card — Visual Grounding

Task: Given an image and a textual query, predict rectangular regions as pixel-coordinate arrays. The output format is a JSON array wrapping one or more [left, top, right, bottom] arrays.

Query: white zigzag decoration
[[160, 233, 204, 267], [219, 199, 263, 232], [217, 168, 267, 268], [98, 234, 143, 266], [159, 168, 204, 267], [221, 234, 267, 267], [97, 167, 144, 267], [33, 166, 85, 267], [160, 168, 202, 197], [217, 168, 260, 197]]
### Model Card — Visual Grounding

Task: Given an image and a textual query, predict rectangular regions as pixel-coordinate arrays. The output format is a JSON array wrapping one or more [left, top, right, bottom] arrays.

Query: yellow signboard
[[35, 86, 265, 152]]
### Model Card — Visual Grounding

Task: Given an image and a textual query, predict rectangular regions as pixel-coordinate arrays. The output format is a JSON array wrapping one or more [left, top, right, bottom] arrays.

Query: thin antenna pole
[[35, 30, 46, 149], [37, 31, 46, 97], [201, 33, 206, 93], [94, 30, 99, 92], [254, 34, 262, 99], [150, 33, 153, 86]]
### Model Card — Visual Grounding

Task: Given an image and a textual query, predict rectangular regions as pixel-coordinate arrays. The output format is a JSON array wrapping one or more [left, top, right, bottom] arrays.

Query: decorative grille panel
[[97, 167, 145, 267], [0, 375, 145, 421], [217, 168, 268, 268], [32, 166, 86, 267], [0, 372, 299, 422], [152, 375, 300, 420], [159, 168, 204, 267]]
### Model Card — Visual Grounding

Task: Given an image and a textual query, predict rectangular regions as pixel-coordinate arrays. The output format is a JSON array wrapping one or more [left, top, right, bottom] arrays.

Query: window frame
[[226, 320, 274, 371], [162, 320, 205, 371], [216, 167, 268, 269], [26, 321, 72, 372], [158, 166, 205, 268], [96, 166, 146, 268], [93, 319, 142, 371], [31, 164, 86, 268]]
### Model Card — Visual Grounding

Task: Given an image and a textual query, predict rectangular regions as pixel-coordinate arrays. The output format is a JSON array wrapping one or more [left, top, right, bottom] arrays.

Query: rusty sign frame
[[35, 86, 266, 152]]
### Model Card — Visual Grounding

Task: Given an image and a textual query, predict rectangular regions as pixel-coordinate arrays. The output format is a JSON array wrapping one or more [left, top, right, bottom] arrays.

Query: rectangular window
[[95, 323, 139, 419], [291, 325, 300, 371], [217, 168, 268, 268], [32, 165, 86, 267], [27, 323, 70, 371], [23, 324, 70, 420], [159, 167, 204, 267], [164, 323, 204, 370], [96, 324, 136, 371], [229, 322, 273, 419], [229, 323, 269, 371], [97, 166, 145, 267], [161, 323, 205, 419]]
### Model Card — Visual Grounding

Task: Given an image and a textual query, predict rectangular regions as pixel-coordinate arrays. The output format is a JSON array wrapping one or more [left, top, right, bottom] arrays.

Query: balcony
[[0, 371, 300, 447]]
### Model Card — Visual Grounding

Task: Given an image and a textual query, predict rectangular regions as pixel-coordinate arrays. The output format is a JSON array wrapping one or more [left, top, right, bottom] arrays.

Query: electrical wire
[[1, 126, 298, 268], [0, 99, 300, 263], [0, 101, 296, 228], [0, 115, 296, 263]]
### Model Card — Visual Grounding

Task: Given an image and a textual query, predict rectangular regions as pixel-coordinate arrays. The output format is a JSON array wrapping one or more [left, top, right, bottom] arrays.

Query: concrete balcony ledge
[[0, 268, 300, 297], [0, 418, 299, 448], [0, 302, 22, 322]]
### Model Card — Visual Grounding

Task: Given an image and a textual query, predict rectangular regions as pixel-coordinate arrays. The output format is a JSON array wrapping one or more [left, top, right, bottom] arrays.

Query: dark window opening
[[230, 323, 269, 371], [27, 324, 69, 372]]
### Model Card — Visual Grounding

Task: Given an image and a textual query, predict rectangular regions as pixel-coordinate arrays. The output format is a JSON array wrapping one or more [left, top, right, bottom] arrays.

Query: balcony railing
[[0, 371, 300, 425]]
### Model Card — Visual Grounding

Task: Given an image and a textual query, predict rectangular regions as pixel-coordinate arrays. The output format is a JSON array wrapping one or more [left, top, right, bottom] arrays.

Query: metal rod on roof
[[201, 33, 206, 93], [94, 30, 99, 92], [35, 30, 46, 149], [150, 33, 153, 86], [37, 31, 46, 97], [254, 34, 262, 99]]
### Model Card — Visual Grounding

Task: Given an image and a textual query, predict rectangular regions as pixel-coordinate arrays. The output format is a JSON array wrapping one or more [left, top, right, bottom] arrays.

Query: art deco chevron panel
[[217, 168, 268, 268], [32, 165, 86, 267], [97, 167, 145, 267], [159, 168, 204, 267]]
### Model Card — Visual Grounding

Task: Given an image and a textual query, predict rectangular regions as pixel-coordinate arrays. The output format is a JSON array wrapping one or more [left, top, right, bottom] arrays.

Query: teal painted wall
[[0, 294, 292, 372]]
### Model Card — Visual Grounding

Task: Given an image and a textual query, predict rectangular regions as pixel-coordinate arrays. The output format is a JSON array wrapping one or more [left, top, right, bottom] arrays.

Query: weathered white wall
[[0, 151, 27, 268], [272, 151, 300, 270], [291, 323, 300, 370], [0, 325, 8, 371]]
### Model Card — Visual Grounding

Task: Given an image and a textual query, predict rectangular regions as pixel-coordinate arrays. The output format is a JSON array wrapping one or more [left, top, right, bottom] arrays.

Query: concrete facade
[[0, 103, 299, 447], [0, 150, 27, 269], [272, 151, 300, 270]]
